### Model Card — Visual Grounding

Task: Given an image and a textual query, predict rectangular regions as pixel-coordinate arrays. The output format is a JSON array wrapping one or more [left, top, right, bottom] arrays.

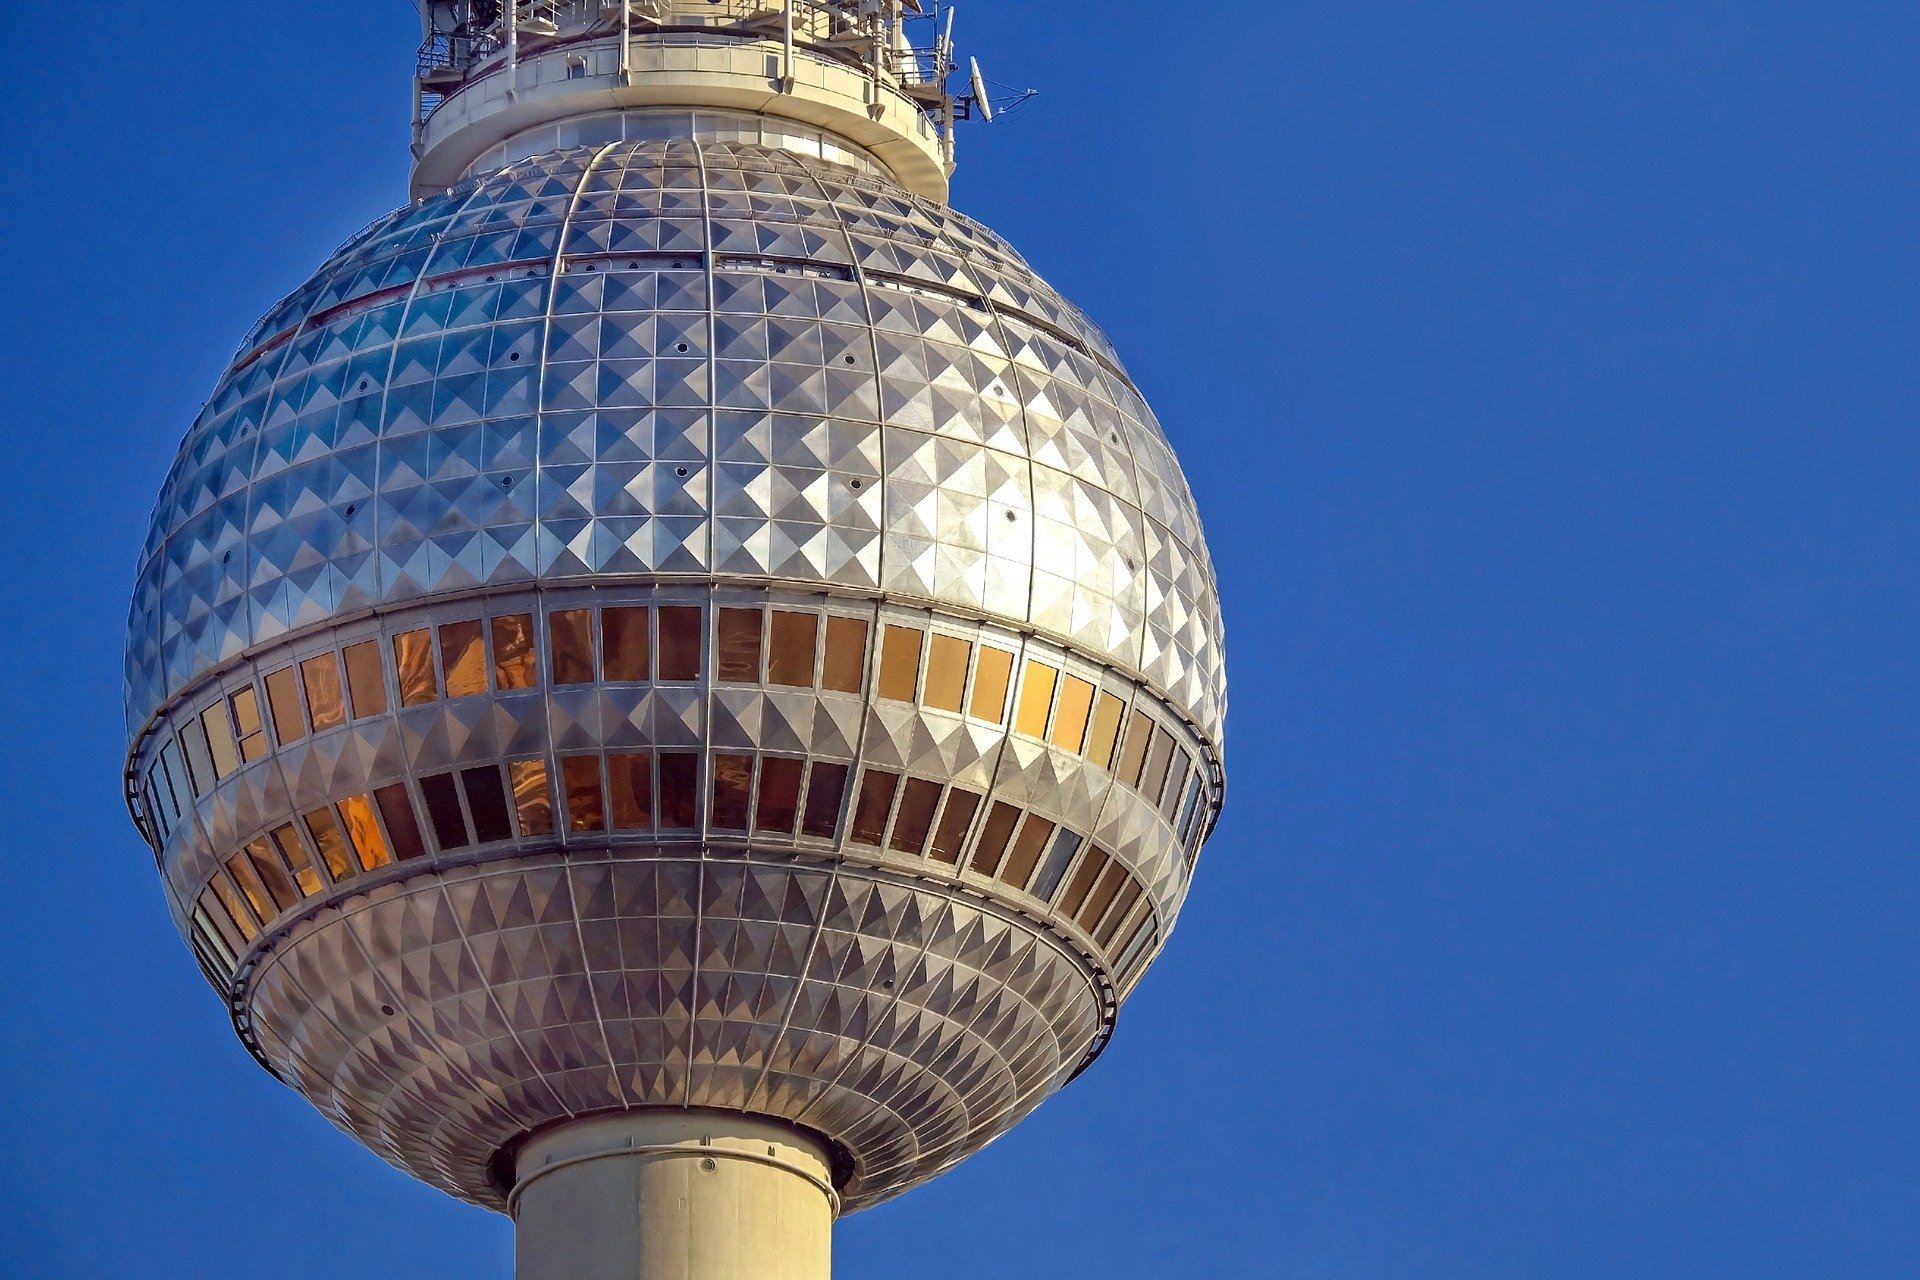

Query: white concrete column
[[512, 1110, 837, 1280]]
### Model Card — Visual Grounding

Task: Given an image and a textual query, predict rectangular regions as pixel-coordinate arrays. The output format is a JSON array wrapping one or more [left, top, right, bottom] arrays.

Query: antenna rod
[[620, 0, 632, 83], [506, 1, 519, 100], [783, 0, 795, 90]]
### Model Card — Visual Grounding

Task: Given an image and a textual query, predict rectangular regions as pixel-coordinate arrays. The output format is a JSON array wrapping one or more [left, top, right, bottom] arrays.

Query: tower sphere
[[125, 5, 1224, 1226]]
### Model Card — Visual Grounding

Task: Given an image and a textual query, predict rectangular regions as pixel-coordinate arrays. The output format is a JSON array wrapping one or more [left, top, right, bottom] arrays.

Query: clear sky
[[3, 3, 1916, 1277]]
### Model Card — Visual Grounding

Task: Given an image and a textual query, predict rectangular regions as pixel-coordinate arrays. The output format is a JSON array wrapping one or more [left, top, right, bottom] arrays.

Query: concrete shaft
[[512, 1111, 836, 1280]]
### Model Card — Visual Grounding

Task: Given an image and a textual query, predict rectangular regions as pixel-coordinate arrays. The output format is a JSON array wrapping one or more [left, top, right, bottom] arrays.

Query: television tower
[[125, 5, 1225, 1277]]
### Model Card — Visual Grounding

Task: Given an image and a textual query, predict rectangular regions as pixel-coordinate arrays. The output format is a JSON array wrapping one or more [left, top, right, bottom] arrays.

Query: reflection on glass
[[492, 615, 538, 691], [1078, 860, 1132, 935], [756, 757, 803, 834], [270, 824, 323, 897], [1160, 753, 1191, 821], [658, 752, 699, 828], [658, 606, 702, 682], [241, 840, 299, 913], [608, 752, 654, 830], [440, 620, 487, 699], [338, 794, 394, 871], [301, 654, 347, 731], [768, 611, 819, 687], [928, 788, 981, 864], [1096, 880, 1144, 948], [1014, 660, 1058, 739], [1116, 709, 1153, 786], [711, 753, 754, 829], [717, 609, 764, 683], [1140, 728, 1176, 804], [461, 766, 515, 843], [195, 896, 247, 960], [1030, 827, 1083, 901], [264, 666, 306, 745], [225, 852, 277, 922], [602, 606, 650, 681], [179, 719, 215, 795], [1003, 817, 1060, 892], [877, 626, 922, 702], [1057, 845, 1108, 918], [375, 784, 429, 860], [563, 755, 606, 832], [801, 762, 849, 838], [420, 772, 471, 849], [201, 704, 241, 778], [1085, 692, 1125, 768], [968, 802, 1021, 876], [231, 687, 268, 762], [343, 640, 387, 718], [821, 616, 868, 693], [1049, 676, 1095, 754], [511, 759, 556, 836], [970, 647, 1014, 723], [922, 635, 971, 713], [210, 873, 261, 940], [393, 630, 439, 707], [302, 806, 356, 881], [850, 769, 899, 845], [889, 778, 942, 854], [550, 609, 597, 684]]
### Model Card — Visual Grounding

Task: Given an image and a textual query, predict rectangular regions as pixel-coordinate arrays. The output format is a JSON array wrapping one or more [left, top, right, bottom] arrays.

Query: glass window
[[658, 606, 703, 681], [550, 609, 597, 684], [1014, 660, 1058, 739], [230, 687, 268, 762], [1050, 676, 1096, 754], [922, 635, 971, 713], [300, 653, 347, 731], [301, 806, 356, 881], [1096, 881, 1146, 949], [264, 666, 306, 745], [717, 609, 764, 682], [968, 802, 1021, 877], [849, 769, 899, 845], [1115, 916, 1157, 981], [154, 749, 184, 821], [711, 753, 754, 829], [492, 614, 538, 690], [1116, 709, 1153, 786], [928, 788, 981, 864], [602, 606, 650, 681], [970, 647, 1014, 723], [201, 704, 241, 778], [209, 871, 261, 940], [755, 757, 804, 834], [374, 784, 429, 861], [658, 751, 699, 828], [608, 751, 654, 830], [420, 772, 471, 849], [270, 824, 324, 897], [889, 778, 942, 855], [1140, 727, 1176, 804], [801, 762, 849, 838], [239, 839, 299, 913], [876, 625, 922, 702], [510, 759, 556, 836], [179, 719, 215, 796], [1160, 752, 1192, 821], [1003, 817, 1061, 892], [767, 611, 819, 687], [343, 640, 387, 718], [196, 892, 248, 957], [821, 616, 868, 693], [440, 620, 487, 698], [1057, 846, 1109, 918], [1085, 692, 1125, 768], [393, 630, 439, 707], [1077, 859, 1132, 934], [562, 755, 607, 832], [1030, 827, 1083, 901], [225, 851, 279, 922], [338, 794, 394, 871], [1177, 773, 1207, 845], [461, 766, 515, 843]]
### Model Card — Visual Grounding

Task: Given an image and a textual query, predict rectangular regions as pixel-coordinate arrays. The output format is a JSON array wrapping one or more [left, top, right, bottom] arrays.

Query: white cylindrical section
[[512, 1110, 836, 1280]]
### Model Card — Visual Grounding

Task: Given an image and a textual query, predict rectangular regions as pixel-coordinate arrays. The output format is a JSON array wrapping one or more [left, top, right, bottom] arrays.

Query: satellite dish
[[970, 56, 993, 122]]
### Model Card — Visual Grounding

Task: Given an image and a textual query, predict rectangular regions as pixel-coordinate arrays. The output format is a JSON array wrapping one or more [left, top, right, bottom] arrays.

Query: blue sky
[[3, 3, 1917, 1276]]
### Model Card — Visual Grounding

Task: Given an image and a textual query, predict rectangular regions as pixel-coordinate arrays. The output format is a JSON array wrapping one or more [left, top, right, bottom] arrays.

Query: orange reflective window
[[928, 788, 982, 864], [562, 756, 606, 832], [923, 635, 971, 713], [196, 891, 248, 957], [230, 686, 267, 762], [392, 630, 439, 707], [343, 640, 387, 718], [550, 609, 596, 685], [602, 607, 650, 682], [301, 806, 356, 881], [461, 766, 514, 843], [338, 794, 394, 871], [1085, 692, 1126, 768], [657, 606, 703, 681], [510, 759, 556, 836], [820, 616, 869, 693], [767, 611, 819, 688], [491, 614, 537, 690], [877, 625, 922, 702], [801, 763, 850, 838], [239, 840, 299, 914], [755, 757, 804, 834], [264, 666, 306, 745], [711, 753, 754, 830], [223, 853, 275, 923], [969, 647, 1014, 724], [374, 784, 428, 861], [890, 778, 943, 855], [1116, 709, 1153, 786], [1013, 660, 1058, 738], [850, 770, 899, 845], [608, 752, 654, 830], [210, 871, 261, 940], [420, 773, 469, 849], [658, 752, 699, 828], [968, 802, 1021, 877], [439, 620, 487, 698], [300, 653, 347, 731], [717, 609, 764, 682], [269, 824, 324, 897], [200, 704, 240, 779], [1001, 816, 1058, 892], [1050, 676, 1096, 753]]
